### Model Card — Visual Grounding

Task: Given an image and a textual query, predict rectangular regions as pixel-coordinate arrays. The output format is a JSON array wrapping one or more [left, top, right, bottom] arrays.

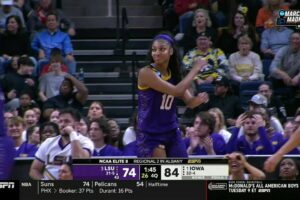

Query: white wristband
[[69, 131, 79, 141]]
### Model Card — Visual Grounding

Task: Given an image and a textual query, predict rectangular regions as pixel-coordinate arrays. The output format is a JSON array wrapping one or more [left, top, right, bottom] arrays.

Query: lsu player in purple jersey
[[137, 33, 209, 158], [0, 86, 15, 179]]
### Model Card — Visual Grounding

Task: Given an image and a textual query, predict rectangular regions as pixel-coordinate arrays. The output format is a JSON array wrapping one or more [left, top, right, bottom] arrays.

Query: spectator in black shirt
[[1, 56, 37, 112], [0, 15, 36, 76], [197, 76, 244, 126], [258, 82, 287, 123], [42, 74, 88, 120]]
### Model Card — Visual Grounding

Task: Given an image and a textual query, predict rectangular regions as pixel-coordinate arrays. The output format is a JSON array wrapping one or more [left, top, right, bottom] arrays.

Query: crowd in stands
[[1, 0, 300, 180]]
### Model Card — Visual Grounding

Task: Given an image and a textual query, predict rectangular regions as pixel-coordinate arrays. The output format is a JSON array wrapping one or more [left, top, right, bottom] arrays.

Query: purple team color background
[[73, 165, 140, 180]]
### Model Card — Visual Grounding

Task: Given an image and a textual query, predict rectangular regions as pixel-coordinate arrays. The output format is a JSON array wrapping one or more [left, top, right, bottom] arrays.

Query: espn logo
[[0, 182, 15, 189]]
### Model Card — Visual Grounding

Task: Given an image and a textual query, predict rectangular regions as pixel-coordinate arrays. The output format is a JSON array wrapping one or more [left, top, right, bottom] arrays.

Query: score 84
[[161, 166, 182, 180]]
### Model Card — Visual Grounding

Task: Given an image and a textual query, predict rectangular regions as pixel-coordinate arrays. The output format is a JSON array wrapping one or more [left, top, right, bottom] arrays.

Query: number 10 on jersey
[[160, 94, 174, 110], [161, 165, 182, 180]]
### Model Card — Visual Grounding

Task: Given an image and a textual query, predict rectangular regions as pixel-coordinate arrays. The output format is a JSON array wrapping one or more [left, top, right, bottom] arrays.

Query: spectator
[[38, 50, 67, 102], [14, 0, 33, 21], [39, 48, 68, 76], [4, 55, 18, 74], [76, 116, 89, 137], [0, 15, 36, 76], [29, 108, 94, 180], [258, 82, 287, 122], [227, 152, 266, 180], [270, 32, 300, 89], [4, 110, 14, 122], [218, 10, 258, 55], [58, 162, 73, 180], [174, 0, 209, 34], [108, 119, 121, 147], [23, 108, 38, 129], [208, 107, 232, 144], [49, 109, 59, 123], [260, 10, 294, 59], [39, 121, 59, 143], [1, 56, 37, 112], [185, 111, 226, 155], [161, 0, 178, 33], [31, 12, 76, 75], [260, 108, 284, 151], [275, 114, 300, 154], [255, 0, 289, 34], [270, 32, 300, 115], [89, 118, 122, 157], [283, 120, 296, 139], [42, 74, 88, 120], [248, 94, 284, 133], [196, 76, 244, 127], [27, 0, 75, 36], [0, 0, 26, 32], [228, 35, 263, 86], [87, 101, 105, 121], [7, 116, 38, 157], [33, 105, 42, 123], [177, 8, 217, 52], [182, 31, 228, 87], [122, 112, 137, 146], [26, 124, 40, 147], [21, 108, 39, 141], [278, 158, 299, 180], [17, 90, 39, 117], [227, 111, 274, 154]]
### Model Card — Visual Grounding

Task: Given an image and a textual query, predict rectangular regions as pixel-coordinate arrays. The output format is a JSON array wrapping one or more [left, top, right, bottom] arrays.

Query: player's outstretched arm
[[182, 90, 209, 109], [264, 126, 300, 172]]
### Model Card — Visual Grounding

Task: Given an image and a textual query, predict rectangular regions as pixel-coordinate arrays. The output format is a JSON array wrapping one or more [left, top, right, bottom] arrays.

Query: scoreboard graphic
[[2, 157, 300, 200], [72, 158, 229, 180]]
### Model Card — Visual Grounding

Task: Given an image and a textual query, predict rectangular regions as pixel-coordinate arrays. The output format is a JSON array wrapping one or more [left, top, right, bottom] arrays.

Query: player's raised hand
[[195, 92, 209, 105], [193, 57, 207, 72]]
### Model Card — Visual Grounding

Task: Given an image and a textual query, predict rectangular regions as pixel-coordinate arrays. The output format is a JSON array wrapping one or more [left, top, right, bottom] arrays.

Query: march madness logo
[[277, 10, 300, 29]]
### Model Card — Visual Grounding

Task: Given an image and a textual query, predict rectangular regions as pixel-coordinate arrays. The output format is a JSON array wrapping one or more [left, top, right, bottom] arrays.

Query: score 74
[[119, 166, 140, 180], [123, 168, 137, 178]]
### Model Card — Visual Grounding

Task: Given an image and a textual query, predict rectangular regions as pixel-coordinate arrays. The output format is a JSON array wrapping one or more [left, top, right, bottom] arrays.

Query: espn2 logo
[[0, 182, 15, 189]]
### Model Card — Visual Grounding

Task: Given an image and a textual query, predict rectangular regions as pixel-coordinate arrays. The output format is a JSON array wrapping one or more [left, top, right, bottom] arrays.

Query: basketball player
[[0, 87, 15, 179], [137, 33, 209, 157], [264, 123, 300, 172]]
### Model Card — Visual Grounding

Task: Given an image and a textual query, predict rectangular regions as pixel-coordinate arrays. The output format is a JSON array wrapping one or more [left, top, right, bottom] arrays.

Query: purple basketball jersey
[[0, 87, 15, 179], [137, 67, 178, 134]]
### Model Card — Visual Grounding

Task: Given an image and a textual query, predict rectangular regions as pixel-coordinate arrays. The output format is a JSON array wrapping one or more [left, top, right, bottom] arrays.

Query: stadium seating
[[262, 59, 272, 80]]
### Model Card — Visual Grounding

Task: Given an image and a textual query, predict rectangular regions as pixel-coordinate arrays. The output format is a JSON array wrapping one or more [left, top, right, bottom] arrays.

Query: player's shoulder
[[139, 65, 155, 75]]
